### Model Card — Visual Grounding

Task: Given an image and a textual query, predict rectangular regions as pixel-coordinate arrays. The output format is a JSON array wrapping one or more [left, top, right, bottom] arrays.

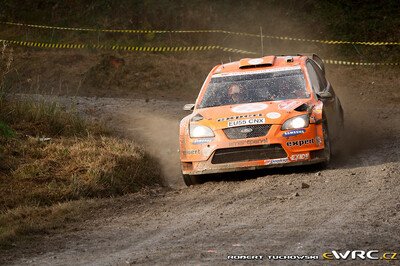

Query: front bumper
[[180, 123, 327, 175], [182, 156, 326, 175]]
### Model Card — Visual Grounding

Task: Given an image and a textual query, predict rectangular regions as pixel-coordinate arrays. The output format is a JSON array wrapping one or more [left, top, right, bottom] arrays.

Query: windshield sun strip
[[212, 66, 302, 78]]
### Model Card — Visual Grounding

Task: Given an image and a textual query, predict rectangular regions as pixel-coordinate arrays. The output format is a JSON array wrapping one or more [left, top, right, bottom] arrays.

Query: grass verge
[[0, 98, 164, 248]]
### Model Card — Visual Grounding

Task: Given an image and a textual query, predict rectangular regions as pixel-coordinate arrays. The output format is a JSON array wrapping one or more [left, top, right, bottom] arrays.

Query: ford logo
[[240, 127, 253, 133]]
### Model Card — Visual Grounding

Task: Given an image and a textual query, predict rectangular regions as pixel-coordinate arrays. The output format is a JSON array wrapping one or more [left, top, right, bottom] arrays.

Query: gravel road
[[2, 66, 400, 265]]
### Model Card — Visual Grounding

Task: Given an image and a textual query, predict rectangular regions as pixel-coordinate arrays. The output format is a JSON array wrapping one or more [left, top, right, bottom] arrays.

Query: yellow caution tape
[[2, 21, 399, 46], [0, 39, 256, 54], [1, 39, 397, 66], [322, 59, 399, 66]]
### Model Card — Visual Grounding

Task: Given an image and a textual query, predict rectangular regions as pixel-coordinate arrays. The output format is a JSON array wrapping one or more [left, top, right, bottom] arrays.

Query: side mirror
[[317, 91, 332, 99], [183, 104, 195, 111]]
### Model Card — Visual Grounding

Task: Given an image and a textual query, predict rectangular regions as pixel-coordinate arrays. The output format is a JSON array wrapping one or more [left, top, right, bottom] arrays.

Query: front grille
[[223, 125, 271, 139], [211, 144, 287, 164]]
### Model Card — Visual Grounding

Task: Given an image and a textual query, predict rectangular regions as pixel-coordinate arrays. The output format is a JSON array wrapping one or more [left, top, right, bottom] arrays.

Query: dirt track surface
[[2, 66, 400, 265]]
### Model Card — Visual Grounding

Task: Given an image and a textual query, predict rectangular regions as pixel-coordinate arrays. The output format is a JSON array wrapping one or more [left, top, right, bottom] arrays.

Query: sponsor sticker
[[182, 149, 200, 155], [270, 158, 289, 164], [290, 153, 309, 161], [265, 158, 289, 165], [278, 100, 300, 111], [313, 109, 322, 114], [228, 139, 268, 147], [286, 139, 315, 147], [217, 113, 262, 122], [231, 103, 268, 114], [266, 112, 281, 119], [283, 129, 306, 137], [227, 118, 266, 128], [313, 102, 323, 114], [191, 138, 213, 145]]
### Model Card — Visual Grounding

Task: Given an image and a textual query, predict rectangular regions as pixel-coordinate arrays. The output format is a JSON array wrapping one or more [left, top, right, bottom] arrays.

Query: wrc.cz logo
[[323, 250, 398, 260]]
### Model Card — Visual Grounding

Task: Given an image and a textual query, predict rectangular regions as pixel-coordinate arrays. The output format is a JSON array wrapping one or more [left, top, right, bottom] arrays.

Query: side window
[[310, 60, 328, 89], [306, 62, 321, 93]]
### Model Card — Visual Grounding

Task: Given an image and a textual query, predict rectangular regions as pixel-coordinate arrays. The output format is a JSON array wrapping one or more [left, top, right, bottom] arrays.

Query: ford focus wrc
[[179, 54, 344, 186]]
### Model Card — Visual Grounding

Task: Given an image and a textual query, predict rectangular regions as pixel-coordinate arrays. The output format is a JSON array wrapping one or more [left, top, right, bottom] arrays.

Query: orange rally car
[[179, 54, 344, 186]]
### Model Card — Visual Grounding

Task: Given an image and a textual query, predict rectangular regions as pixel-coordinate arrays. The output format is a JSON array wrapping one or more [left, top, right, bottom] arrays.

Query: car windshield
[[199, 68, 309, 108]]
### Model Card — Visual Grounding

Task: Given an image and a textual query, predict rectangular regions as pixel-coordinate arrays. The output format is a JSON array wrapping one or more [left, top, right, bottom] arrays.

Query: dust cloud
[[119, 103, 186, 188], [327, 67, 400, 166]]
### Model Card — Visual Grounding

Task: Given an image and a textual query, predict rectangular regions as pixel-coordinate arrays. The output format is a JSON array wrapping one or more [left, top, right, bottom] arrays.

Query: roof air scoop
[[239, 56, 276, 69], [285, 56, 294, 63]]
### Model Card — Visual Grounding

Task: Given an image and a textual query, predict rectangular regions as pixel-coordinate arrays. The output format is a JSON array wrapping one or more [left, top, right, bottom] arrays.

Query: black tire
[[182, 174, 203, 186], [321, 119, 332, 167]]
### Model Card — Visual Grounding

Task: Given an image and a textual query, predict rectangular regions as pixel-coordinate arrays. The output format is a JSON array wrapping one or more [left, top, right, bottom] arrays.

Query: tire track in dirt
[[7, 160, 399, 265]]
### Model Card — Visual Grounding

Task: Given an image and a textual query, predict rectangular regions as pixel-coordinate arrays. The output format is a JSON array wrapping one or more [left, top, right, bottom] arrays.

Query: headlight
[[190, 124, 215, 138], [281, 115, 310, 130]]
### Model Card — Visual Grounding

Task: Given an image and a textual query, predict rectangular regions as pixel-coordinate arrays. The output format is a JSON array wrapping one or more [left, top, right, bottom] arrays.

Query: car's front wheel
[[182, 174, 203, 186]]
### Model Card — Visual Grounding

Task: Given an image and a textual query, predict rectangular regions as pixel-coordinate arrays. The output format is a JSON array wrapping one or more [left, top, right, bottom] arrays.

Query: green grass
[[0, 100, 89, 137], [0, 121, 14, 138]]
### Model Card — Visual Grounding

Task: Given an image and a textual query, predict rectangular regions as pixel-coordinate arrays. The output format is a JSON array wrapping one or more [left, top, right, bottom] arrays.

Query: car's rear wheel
[[182, 174, 203, 186]]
